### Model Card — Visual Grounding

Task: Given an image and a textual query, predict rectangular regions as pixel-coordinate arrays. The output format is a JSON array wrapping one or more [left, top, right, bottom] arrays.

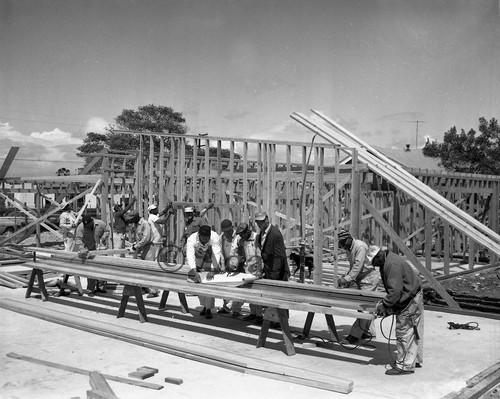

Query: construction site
[[1, 110, 500, 399]]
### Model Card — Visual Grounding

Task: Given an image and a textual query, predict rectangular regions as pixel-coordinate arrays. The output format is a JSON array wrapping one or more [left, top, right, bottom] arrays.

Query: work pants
[[349, 270, 382, 339], [112, 232, 126, 257], [395, 290, 424, 371], [196, 258, 215, 310]]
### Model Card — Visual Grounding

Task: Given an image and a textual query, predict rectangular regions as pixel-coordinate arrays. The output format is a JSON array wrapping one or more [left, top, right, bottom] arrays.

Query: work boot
[[217, 306, 230, 314], [242, 314, 256, 321], [385, 368, 414, 375], [205, 309, 213, 319], [341, 335, 359, 345], [200, 307, 207, 316]]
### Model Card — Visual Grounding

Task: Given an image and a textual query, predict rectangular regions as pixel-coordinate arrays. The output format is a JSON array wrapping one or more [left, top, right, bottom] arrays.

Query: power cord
[[447, 321, 480, 330]]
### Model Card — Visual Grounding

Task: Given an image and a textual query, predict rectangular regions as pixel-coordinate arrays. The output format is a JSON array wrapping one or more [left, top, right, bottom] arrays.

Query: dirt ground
[[440, 267, 500, 299]]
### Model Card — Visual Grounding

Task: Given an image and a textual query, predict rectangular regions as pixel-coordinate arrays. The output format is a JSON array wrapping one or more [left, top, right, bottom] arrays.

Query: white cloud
[[85, 117, 109, 134], [31, 128, 81, 146]]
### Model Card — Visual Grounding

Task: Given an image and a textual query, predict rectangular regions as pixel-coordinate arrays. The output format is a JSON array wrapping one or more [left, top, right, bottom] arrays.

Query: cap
[[199, 225, 212, 237], [184, 206, 194, 213], [147, 204, 158, 211], [338, 230, 352, 242], [255, 211, 267, 221], [366, 245, 381, 265], [236, 222, 249, 235], [113, 203, 122, 212], [82, 214, 93, 224], [221, 219, 232, 230]]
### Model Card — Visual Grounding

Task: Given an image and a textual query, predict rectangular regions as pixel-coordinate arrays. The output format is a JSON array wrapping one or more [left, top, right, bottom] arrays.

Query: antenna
[[403, 120, 426, 149]]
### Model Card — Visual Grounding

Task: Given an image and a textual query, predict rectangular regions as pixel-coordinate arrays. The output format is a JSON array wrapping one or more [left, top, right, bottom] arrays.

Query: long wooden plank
[[312, 109, 500, 243], [24, 259, 375, 320], [291, 112, 500, 255], [1, 299, 353, 394], [6, 352, 163, 390], [0, 147, 20, 179]]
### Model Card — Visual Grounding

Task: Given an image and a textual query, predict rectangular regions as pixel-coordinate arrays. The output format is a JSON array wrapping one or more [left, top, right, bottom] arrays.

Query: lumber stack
[[24, 248, 382, 318], [0, 298, 354, 394]]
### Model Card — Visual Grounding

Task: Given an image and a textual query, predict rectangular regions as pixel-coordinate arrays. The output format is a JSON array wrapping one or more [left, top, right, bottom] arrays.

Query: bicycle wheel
[[157, 244, 184, 273]]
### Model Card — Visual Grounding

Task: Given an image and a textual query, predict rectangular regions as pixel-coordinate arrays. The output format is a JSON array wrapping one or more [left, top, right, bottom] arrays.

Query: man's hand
[[187, 269, 202, 283], [375, 300, 387, 317], [338, 276, 349, 288], [206, 271, 216, 281]]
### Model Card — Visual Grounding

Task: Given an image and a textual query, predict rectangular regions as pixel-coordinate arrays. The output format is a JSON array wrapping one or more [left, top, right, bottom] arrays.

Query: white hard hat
[[147, 204, 158, 211], [184, 206, 194, 213]]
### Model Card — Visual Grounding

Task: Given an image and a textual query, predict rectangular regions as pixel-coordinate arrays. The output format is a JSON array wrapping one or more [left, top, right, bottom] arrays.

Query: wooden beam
[[0, 147, 20, 179], [361, 195, 460, 309], [6, 352, 163, 390]]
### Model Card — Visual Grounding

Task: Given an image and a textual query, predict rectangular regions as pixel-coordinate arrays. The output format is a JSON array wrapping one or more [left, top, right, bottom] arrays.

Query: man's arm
[[344, 244, 367, 283], [135, 222, 151, 248]]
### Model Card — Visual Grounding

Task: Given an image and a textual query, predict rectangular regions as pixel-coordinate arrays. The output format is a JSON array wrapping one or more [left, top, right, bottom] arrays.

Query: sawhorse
[[256, 307, 296, 356], [117, 286, 192, 323], [26, 268, 49, 301], [158, 290, 190, 314], [303, 312, 340, 342]]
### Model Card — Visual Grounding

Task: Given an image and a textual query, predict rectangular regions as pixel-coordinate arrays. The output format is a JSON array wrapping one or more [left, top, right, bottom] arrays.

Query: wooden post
[[149, 136, 154, 205], [350, 148, 361, 238], [159, 137, 165, 210], [313, 146, 324, 285]]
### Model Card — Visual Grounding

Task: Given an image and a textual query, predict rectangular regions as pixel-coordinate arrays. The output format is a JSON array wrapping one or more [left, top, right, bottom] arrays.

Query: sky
[[1, 0, 499, 177]]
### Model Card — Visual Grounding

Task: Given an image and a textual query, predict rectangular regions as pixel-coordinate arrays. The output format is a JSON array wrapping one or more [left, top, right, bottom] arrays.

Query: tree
[[77, 104, 240, 173], [77, 104, 189, 173], [56, 167, 70, 176], [421, 117, 500, 175]]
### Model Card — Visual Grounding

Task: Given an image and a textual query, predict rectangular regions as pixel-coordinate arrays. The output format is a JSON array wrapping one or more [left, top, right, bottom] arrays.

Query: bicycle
[[154, 206, 185, 273]]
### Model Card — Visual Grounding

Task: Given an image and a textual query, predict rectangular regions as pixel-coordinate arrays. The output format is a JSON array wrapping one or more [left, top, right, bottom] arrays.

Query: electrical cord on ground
[[447, 321, 480, 330], [379, 314, 408, 368]]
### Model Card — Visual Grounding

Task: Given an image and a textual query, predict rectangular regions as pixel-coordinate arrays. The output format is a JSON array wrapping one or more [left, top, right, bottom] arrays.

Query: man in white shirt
[[186, 225, 222, 319], [59, 203, 78, 252], [218, 219, 240, 316]]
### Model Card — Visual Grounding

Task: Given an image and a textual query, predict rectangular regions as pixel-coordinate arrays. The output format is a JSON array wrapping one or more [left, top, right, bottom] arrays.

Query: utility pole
[[404, 120, 426, 149]]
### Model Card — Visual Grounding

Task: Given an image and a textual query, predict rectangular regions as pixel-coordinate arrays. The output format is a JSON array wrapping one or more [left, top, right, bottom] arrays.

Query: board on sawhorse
[[256, 307, 296, 356]]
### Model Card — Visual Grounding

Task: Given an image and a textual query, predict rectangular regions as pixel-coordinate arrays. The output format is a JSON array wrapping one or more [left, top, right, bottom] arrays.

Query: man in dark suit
[[255, 212, 290, 281], [255, 211, 290, 329]]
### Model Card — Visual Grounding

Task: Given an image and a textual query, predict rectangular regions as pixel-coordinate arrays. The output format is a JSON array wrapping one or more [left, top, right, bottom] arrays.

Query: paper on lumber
[[189, 272, 258, 286]]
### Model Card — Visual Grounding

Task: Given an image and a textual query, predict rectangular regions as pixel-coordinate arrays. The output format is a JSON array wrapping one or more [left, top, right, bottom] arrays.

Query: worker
[[367, 245, 424, 375], [255, 211, 290, 328], [75, 214, 110, 294], [235, 222, 263, 322], [218, 219, 239, 315], [112, 196, 136, 257], [146, 203, 163, 298], [126, 210, 154, 261], [59, 203, 78, 252], [181, 205, 210, 249], [337, 229, 381, 345], [185, 224, 223, 319]]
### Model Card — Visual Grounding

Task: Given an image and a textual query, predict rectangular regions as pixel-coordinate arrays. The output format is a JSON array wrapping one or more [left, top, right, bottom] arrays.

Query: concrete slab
[[0, 281, 499, 399]]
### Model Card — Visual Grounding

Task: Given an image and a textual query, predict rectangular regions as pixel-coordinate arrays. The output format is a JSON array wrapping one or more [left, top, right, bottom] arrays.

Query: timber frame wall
[[2, 129, 500, 301]]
